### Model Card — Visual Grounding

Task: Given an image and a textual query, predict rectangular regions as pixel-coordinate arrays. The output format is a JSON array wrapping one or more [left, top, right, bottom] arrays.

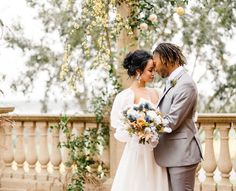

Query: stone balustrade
[[0, 109, 236, 191], [0, 111, 109, 191], [195, 114, 236, 191]]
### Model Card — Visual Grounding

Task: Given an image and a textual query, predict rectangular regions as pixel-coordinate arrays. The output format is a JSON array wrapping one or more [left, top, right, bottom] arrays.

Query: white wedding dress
[[110, 88, 169, 191]]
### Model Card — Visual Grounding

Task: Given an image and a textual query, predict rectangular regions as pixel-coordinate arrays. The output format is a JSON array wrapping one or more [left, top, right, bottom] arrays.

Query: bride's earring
[[136, 74, 141, 83]]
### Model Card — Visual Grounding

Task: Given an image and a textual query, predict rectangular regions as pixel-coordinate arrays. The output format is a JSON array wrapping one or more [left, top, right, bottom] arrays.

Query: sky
[[0, 0, 79, 114], [0, 0, 236, 114]]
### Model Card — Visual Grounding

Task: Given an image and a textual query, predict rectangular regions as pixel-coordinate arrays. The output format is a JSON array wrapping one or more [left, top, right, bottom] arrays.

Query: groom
[[153, 43, 202, 191]]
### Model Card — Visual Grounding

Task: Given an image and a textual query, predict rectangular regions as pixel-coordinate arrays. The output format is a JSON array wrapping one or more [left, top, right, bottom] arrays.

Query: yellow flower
[[176, 7, 185, 16], [73, 22, 80, 29], [137, 118, 146, 127]]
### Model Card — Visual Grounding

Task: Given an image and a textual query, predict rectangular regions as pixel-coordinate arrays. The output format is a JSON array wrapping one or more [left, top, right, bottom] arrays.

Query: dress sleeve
[[110, 92, 132, 143]]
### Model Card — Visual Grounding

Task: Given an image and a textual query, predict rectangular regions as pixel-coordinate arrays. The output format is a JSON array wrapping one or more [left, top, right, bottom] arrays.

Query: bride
[[110, 50, 169, 191]]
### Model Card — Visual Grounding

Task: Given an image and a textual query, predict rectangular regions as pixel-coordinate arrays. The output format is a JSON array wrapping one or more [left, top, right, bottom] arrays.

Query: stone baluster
[[73, 122, 84, 135], [49, 122, 63, 191], [217, 123, 232, 191], [233, 126, 236, 191], [49, 122, 62, 180], [201, 123, 217, 191], [194, 122, 201, 191], [37, 122, 50, 181], [85, 122, 97, 131], [61, 122, 72, 183], [14, 121, 25, 178], [2, 120, 14, 178], [97, 123, 109, 168], [25, 122, 37, 179], [0, 120, 5, 175], [194, 162, 202, 191]]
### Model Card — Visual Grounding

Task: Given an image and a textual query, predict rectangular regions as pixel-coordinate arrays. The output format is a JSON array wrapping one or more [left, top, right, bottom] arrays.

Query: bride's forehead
[[146, 59, 154, 67]]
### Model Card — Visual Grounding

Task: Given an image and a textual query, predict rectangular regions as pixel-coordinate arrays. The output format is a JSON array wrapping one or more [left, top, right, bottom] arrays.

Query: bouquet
[[123, 100, 172, 144]]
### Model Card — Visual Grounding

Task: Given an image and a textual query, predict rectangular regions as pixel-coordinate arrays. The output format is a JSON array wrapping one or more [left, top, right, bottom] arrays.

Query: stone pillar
[[233, 127, 236, 191], [37, 122, 50, 181], [116, 3, 139, 89], [25, 122, 37, 180], [217, 123, 232, 191], [194, 162, 202, 191], [202, 123, 217, 191], [0, 107, 14, 177], [49, 122, 63, 191], [14, 121, 25, 178], [104, 3, 139, 190], [2, 120, 14, 178], [61, 122, 72, 184], [0, 118, 5, 175]]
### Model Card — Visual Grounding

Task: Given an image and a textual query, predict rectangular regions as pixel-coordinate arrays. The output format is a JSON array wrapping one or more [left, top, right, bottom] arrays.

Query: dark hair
[[153, 43, 186, 66], [123, 50, 152, 77]]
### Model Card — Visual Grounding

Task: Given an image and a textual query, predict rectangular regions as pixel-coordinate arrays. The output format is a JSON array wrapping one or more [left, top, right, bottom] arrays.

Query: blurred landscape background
[[0, 0, 235, 114]]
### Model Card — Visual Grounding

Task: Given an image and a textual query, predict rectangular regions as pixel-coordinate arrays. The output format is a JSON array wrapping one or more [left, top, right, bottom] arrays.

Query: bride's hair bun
[[123, 50, 152, 77]]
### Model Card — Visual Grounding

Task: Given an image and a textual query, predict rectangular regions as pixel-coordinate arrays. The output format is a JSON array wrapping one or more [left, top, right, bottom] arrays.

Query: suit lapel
[[157, 69, 186, 107]]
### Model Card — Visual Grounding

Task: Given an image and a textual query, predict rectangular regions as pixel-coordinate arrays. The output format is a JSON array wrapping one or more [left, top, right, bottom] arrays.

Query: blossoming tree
[[3, 0, 236, 113], [2, 0, 236, 190]]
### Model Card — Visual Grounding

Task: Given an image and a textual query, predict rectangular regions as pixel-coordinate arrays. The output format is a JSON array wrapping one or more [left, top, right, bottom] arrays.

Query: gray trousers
[[167, 163, 198, 191]]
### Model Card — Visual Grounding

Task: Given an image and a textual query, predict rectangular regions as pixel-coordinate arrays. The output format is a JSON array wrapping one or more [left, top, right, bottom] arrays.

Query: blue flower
[[145, 115, 152, 123], [138, 104, 144, 111], [128, 114, 136, 122], [144, 102, 152, 110]]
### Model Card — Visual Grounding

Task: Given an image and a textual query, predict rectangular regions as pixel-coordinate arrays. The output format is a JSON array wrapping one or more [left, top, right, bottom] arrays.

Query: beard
[[158, 68, 169, 78]]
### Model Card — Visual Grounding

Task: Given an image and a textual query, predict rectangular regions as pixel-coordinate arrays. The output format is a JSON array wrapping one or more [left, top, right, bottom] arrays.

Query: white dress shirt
[[167, 66, 184, 82]]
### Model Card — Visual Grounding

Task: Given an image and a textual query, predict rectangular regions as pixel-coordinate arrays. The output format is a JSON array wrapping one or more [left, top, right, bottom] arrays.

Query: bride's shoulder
[[114, 88, 132, 99], [112, 88, 133, 108]]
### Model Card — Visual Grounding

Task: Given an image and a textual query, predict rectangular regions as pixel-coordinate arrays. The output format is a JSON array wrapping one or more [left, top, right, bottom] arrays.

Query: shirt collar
[[168, 66, 184, 81]]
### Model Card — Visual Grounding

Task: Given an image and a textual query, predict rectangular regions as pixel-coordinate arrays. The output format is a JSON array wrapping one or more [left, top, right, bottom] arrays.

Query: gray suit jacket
[[154, 70, 202, 167]]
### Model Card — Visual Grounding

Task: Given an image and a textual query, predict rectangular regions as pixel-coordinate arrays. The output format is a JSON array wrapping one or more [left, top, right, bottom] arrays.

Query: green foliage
[[3, 0, 236, 112], [52, 115, 108, 191], [1, 1, 235, 190], [205, 64, 236, 112]]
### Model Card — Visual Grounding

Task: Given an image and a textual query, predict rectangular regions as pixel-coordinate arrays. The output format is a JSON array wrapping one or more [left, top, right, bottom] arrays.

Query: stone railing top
[[0, 113, 235, 124], [0, 107, 15, 114], [1, 114, 100, 123], [197, 113, 236, 123]]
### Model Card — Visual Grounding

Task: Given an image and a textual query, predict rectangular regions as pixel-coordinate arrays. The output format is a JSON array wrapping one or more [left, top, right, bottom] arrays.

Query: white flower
[[100, 171, 105, 178], [146, 110, 157, 120], [96, 144, 104, 155], [86, 166, 91, 172], [84, 148, 90, 155], [97, 165, 103, 172], [154, 115, 162, 124], [163, 127, 172, 133], [127, 108, 138, 116], [150, 126, 156, 132], [140, 23, 148, 30], [144, 127, 151, 133], [148, 14, 157, 22]]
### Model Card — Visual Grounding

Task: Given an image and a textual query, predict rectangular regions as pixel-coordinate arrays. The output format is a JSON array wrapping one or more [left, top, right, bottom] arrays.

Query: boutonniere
[[170, 79, 177, 87]]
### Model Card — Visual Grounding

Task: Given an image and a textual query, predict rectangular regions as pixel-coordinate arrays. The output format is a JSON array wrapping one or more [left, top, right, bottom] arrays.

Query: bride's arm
[[110, 93, 132, 143]]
